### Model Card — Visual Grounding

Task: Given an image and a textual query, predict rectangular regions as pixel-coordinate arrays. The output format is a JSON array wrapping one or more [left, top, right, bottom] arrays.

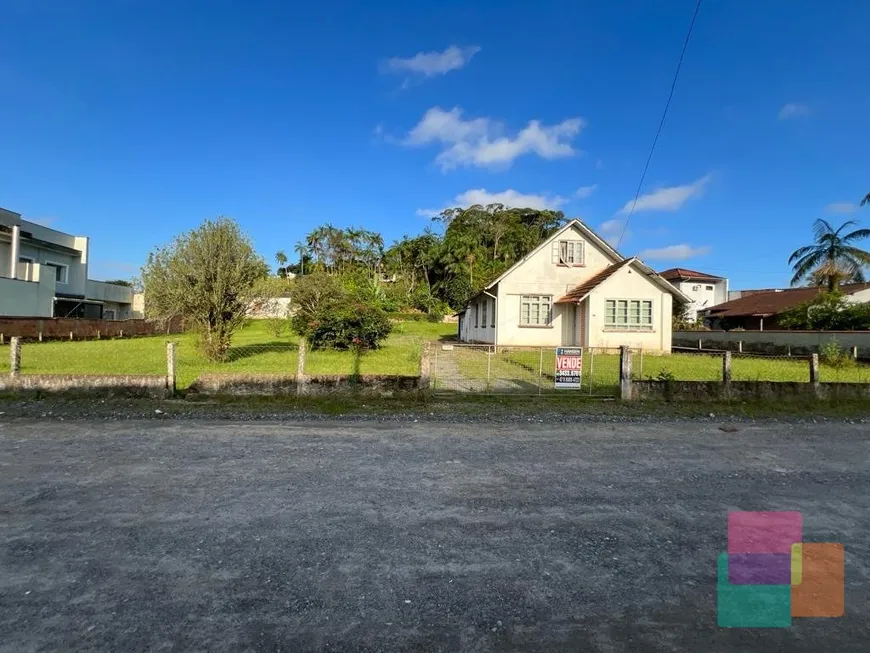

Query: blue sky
[[1, 0, 868, 289]]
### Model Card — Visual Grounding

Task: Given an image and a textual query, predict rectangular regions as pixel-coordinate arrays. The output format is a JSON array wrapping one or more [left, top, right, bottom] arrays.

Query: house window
[[490, 299, 495, 328], [474, 303, 479, 328], [520, 295, 552, 326], [605, 299, 653, 330], [705, 285, 714, 290], [481, 299, 487, 328], [555, 240, 585, 266], [44, 261, 68, 284]]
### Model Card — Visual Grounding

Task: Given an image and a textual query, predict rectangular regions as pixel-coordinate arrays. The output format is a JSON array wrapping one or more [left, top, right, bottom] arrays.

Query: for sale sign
[[555, 347, 583, 389]]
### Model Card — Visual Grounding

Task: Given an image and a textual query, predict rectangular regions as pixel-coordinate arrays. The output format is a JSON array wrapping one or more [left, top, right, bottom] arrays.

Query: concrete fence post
[[10, 337, 21, 378], [418, 342, 432, 390], [296, 338, 308, 396], [619, 346, 633, 401], [486, 346, 492, 392], [722, 351, 732, 399], [738, 340, 743, 354], [853, 345, 859, 360], [166, 342, 176, 394], [809, 353, 821, 398]]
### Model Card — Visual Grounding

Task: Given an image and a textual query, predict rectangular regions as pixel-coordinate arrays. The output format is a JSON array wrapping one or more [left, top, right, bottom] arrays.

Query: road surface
[[1, 418, 868, 651]]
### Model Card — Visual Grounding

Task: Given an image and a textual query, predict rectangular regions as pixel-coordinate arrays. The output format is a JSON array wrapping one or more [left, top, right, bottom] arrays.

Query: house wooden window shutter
[[551, 241, 560, 264]]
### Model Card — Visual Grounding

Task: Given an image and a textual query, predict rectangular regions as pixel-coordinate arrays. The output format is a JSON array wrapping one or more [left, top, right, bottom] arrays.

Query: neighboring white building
[[659, 268, 728, 322], [456, 220, 689, 352], [0, 206, 135, 319]]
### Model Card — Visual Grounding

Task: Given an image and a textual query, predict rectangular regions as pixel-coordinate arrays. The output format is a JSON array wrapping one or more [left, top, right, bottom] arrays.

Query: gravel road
[[1, 418, 868, 652]]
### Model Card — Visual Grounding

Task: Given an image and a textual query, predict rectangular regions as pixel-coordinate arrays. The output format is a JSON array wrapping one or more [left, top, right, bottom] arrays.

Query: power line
[[616, 0, 704, 249]]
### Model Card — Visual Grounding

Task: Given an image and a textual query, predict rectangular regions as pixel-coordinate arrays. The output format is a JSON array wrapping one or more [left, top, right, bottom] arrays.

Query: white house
[[456, 219, 689, 352], [659, 267, 728, 322], [0, 206, 137, 319]]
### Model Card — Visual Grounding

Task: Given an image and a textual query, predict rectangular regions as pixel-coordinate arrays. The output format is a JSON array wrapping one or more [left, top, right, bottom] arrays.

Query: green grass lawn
[[1, 319, 456, 389], [6, 321, 870, 391]]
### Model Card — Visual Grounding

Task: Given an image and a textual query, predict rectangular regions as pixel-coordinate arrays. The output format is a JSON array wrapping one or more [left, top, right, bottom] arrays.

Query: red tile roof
[[555, 259, 634, 304], [659, 267, 724, 282], [705, 282, 870, 318]]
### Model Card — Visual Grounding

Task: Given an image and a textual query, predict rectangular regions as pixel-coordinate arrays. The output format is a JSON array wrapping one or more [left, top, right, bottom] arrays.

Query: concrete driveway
[[1, 419, 868, 652]]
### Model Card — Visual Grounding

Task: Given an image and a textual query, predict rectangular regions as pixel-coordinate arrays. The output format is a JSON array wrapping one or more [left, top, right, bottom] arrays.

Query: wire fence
[[431, 345, 624, 396], [6, 333, 870, 394]]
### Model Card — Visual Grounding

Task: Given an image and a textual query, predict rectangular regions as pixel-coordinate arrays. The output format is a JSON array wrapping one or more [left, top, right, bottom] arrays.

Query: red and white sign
[[555, 347, 583, 389]]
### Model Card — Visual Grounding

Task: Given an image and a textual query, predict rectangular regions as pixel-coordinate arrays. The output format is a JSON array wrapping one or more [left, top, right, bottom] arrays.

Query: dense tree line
[[285, 204, 566, 316]]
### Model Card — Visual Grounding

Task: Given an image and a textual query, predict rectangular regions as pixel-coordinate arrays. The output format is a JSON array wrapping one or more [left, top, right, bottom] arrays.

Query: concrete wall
[[0, 374, 169, 398], [86, 280, 134, 305], [673, 330, 870, 358], [632, 379, 870, 401], [0, 266, 56, 317], [187, 373, 422, 396]]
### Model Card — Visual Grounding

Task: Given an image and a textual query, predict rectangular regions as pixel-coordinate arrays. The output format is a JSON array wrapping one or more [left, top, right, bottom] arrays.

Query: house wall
[[493, 224, 617, 347], [17, 222, 88, 297], [460, 295, 496, 344], [587, 265, 672, 351], [0, 265, 56, 317], [674, 279, 728, 321]]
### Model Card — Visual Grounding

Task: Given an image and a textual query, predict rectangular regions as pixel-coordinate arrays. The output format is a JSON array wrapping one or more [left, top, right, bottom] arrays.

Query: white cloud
[[575, 184, 597, 199], [455, 188, 567, 210], [416, 187, 567, 218], [381, 45, 480, 79], [598, 219, 626, 246], [824, 202, 858, 215], [778, 102, 811, 120], [404, 106, 585, 171], [637, 244, 711, 261], [617, 174, 712, 215]]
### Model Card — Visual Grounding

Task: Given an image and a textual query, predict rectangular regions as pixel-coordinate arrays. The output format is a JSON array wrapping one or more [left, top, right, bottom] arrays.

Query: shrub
[[297, 304, 393, 350], [263, 316, 289, 338], [820, 337, 855, 369]]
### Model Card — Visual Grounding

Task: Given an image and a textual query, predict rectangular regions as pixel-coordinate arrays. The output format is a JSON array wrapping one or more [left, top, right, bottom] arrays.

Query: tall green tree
[[788, 219, 870, 291], [142, 217, 268, 360]]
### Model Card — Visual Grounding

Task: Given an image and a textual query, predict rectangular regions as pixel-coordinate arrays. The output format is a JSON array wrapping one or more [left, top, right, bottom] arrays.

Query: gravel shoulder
[[1, 419, 869, 652]]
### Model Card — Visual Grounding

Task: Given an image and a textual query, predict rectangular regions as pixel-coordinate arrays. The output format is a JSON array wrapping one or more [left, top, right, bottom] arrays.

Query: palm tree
[[862, 192, 869, 207], [789, 219, 870, 291], [293, 241, 307, 275], [274, 250, 288, 278]]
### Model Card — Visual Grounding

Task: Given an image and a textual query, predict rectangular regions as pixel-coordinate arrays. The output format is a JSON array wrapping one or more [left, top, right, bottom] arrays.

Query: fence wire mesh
[[431, 345, 624, 396], [176, 342, 299, 389]]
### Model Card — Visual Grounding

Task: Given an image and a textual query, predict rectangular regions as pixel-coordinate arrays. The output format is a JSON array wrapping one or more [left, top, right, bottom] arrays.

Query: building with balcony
[[0, 206, 137, 319]]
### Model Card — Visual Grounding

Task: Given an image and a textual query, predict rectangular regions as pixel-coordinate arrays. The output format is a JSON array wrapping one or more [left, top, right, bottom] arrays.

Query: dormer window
[[553, 240, 585, 266]]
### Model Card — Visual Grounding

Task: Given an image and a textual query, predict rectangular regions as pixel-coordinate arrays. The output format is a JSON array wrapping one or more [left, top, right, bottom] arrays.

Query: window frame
[[519, 294, 553, 328], [604, 298, 654, 331], [481, 299, 488, 329], [490, 298, 495, 328], [44, 260, 69, 285], [557, 240, 585, 267]]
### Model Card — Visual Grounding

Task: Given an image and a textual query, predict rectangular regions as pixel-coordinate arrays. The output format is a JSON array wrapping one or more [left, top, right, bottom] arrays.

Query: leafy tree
[[788, 219, 870, 291], [778, 291, 870, 330], [103, 279, 133, 287], [142, 217, 268, 360]]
